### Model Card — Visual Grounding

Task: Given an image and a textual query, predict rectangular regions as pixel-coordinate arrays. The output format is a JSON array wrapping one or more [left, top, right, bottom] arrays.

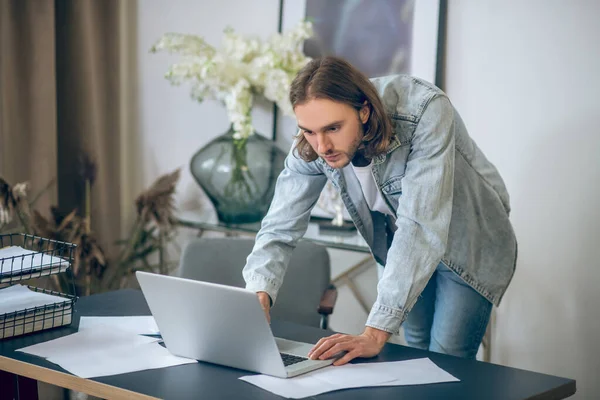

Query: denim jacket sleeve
[[242, 147, 327, 304], [366, 95, 456, 334]]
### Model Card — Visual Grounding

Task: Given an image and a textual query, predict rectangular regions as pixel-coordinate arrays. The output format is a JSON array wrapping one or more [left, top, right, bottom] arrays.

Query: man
[[243, 56, 517, 365]]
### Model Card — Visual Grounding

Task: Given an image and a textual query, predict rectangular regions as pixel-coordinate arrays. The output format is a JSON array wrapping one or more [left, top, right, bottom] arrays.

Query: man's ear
[[360, 102, 370, 124]]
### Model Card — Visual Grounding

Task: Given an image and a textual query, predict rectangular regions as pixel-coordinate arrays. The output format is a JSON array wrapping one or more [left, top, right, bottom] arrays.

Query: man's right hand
[[257, 291, 271, 323]]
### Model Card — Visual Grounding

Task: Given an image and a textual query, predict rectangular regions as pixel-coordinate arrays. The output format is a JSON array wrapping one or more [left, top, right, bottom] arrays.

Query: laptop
[[136, 271, 335, 378]]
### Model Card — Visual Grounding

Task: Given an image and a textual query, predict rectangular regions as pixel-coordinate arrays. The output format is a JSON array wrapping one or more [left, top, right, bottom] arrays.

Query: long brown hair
[[289, 56, 393, 162]]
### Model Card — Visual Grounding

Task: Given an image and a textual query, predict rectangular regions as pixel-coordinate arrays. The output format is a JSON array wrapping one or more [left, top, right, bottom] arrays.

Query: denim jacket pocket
[[381, 176, 403, 212], [381, 176, 404, 195], [390, 117, 417, 145]]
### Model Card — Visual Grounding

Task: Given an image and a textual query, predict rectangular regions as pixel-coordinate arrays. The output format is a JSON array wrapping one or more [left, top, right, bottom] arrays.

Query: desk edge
[[0, 356, 160, 400], [527, 379, 577, 400]]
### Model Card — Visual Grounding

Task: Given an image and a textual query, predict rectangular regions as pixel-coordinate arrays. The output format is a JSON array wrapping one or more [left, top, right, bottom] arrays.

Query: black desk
[[0, 290, 576, 400]]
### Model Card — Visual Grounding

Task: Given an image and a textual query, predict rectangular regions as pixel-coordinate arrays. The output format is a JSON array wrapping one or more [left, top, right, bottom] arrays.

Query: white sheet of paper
[[0, 285, 69, 315], [16, 325, 197, 378], [241, 362, 398, 398], [240, 358, 459, 399], [0, 246, 69, 274], [47, 341, 196, 379], [16, 325, 159, 359], [79, 316, 159, 335]]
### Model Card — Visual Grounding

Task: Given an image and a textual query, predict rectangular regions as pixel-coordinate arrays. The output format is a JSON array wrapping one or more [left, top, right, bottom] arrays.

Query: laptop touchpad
[[275, 337, 312, 355]]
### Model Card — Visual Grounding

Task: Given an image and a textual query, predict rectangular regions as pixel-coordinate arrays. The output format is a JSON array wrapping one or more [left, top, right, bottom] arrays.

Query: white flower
[[151, 21, 313, 142]]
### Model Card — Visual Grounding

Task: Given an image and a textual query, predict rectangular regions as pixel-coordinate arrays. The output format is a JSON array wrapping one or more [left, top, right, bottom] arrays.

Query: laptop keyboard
[[280, 353, 308, 367]]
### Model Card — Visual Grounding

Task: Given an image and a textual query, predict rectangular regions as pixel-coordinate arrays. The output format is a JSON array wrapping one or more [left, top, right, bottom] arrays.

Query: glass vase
[[190, 126, 287, 224]]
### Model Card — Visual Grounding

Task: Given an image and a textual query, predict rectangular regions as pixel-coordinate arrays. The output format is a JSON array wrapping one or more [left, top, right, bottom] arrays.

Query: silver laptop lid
[[136, 271, 287, 377]]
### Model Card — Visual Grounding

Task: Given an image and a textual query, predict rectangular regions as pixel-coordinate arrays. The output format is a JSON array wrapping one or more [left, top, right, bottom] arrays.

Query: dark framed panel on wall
[[280, 0, 447, 86]]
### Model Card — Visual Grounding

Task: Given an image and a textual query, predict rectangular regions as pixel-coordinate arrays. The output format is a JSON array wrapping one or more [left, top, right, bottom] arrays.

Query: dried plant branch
[[135, 169, 181, 230], [0, 178, 32, 233], [2, 167, 181, 296]]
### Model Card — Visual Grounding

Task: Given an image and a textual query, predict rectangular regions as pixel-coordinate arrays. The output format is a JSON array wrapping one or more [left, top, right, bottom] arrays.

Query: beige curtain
[[0, 0, 58, 214], [0, 0, 136, 257]]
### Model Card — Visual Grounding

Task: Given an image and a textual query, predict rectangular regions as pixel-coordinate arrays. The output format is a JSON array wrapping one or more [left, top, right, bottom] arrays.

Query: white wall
[[445, 1, 600, 398]]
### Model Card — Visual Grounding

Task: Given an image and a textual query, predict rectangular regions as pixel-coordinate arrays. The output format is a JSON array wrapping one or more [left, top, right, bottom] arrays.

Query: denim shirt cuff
[[244, 273, 280, 305], [365, 302, 408, 335]]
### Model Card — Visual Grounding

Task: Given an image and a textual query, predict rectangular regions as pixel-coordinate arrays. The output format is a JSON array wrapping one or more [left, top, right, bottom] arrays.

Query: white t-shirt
[[351, 163, 395, 217]]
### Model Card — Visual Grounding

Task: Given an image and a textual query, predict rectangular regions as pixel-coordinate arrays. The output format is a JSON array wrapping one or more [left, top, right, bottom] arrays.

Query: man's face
[[295, 98, 369, 169]]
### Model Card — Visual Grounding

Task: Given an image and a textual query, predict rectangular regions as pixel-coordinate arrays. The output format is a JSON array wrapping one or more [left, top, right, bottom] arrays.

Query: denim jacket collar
[[373, 134, 402, 165]]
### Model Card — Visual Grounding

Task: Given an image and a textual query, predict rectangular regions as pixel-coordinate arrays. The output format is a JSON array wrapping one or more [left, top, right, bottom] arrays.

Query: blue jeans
[[400, 262, 492, 359]]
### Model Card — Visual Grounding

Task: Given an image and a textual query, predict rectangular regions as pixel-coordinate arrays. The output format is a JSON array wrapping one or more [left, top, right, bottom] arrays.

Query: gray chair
[[177, 237, 337, 329]]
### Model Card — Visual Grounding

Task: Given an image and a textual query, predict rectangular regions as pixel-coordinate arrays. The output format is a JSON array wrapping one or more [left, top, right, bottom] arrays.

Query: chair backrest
[[177, 237, 331, 328]]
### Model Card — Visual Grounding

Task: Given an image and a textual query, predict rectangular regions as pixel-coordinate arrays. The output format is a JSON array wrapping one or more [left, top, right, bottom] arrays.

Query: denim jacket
[[243, 75, 517, 334]]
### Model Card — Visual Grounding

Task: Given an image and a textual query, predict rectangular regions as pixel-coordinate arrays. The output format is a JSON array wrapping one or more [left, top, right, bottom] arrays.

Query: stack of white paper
[[16, 325, 196, 378], [240, 358, 459, 398], [0, 285, 73, 338], [0, 285, 69, 315], [0, 246, 70, 279]]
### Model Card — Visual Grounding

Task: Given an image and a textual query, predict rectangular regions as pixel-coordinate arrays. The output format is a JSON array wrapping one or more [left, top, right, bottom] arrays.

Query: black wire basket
[[0, 233, 77, 339]]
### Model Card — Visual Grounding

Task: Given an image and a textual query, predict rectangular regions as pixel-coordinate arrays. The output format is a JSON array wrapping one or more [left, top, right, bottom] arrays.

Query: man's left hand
[[307, 327, 391, 366]]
